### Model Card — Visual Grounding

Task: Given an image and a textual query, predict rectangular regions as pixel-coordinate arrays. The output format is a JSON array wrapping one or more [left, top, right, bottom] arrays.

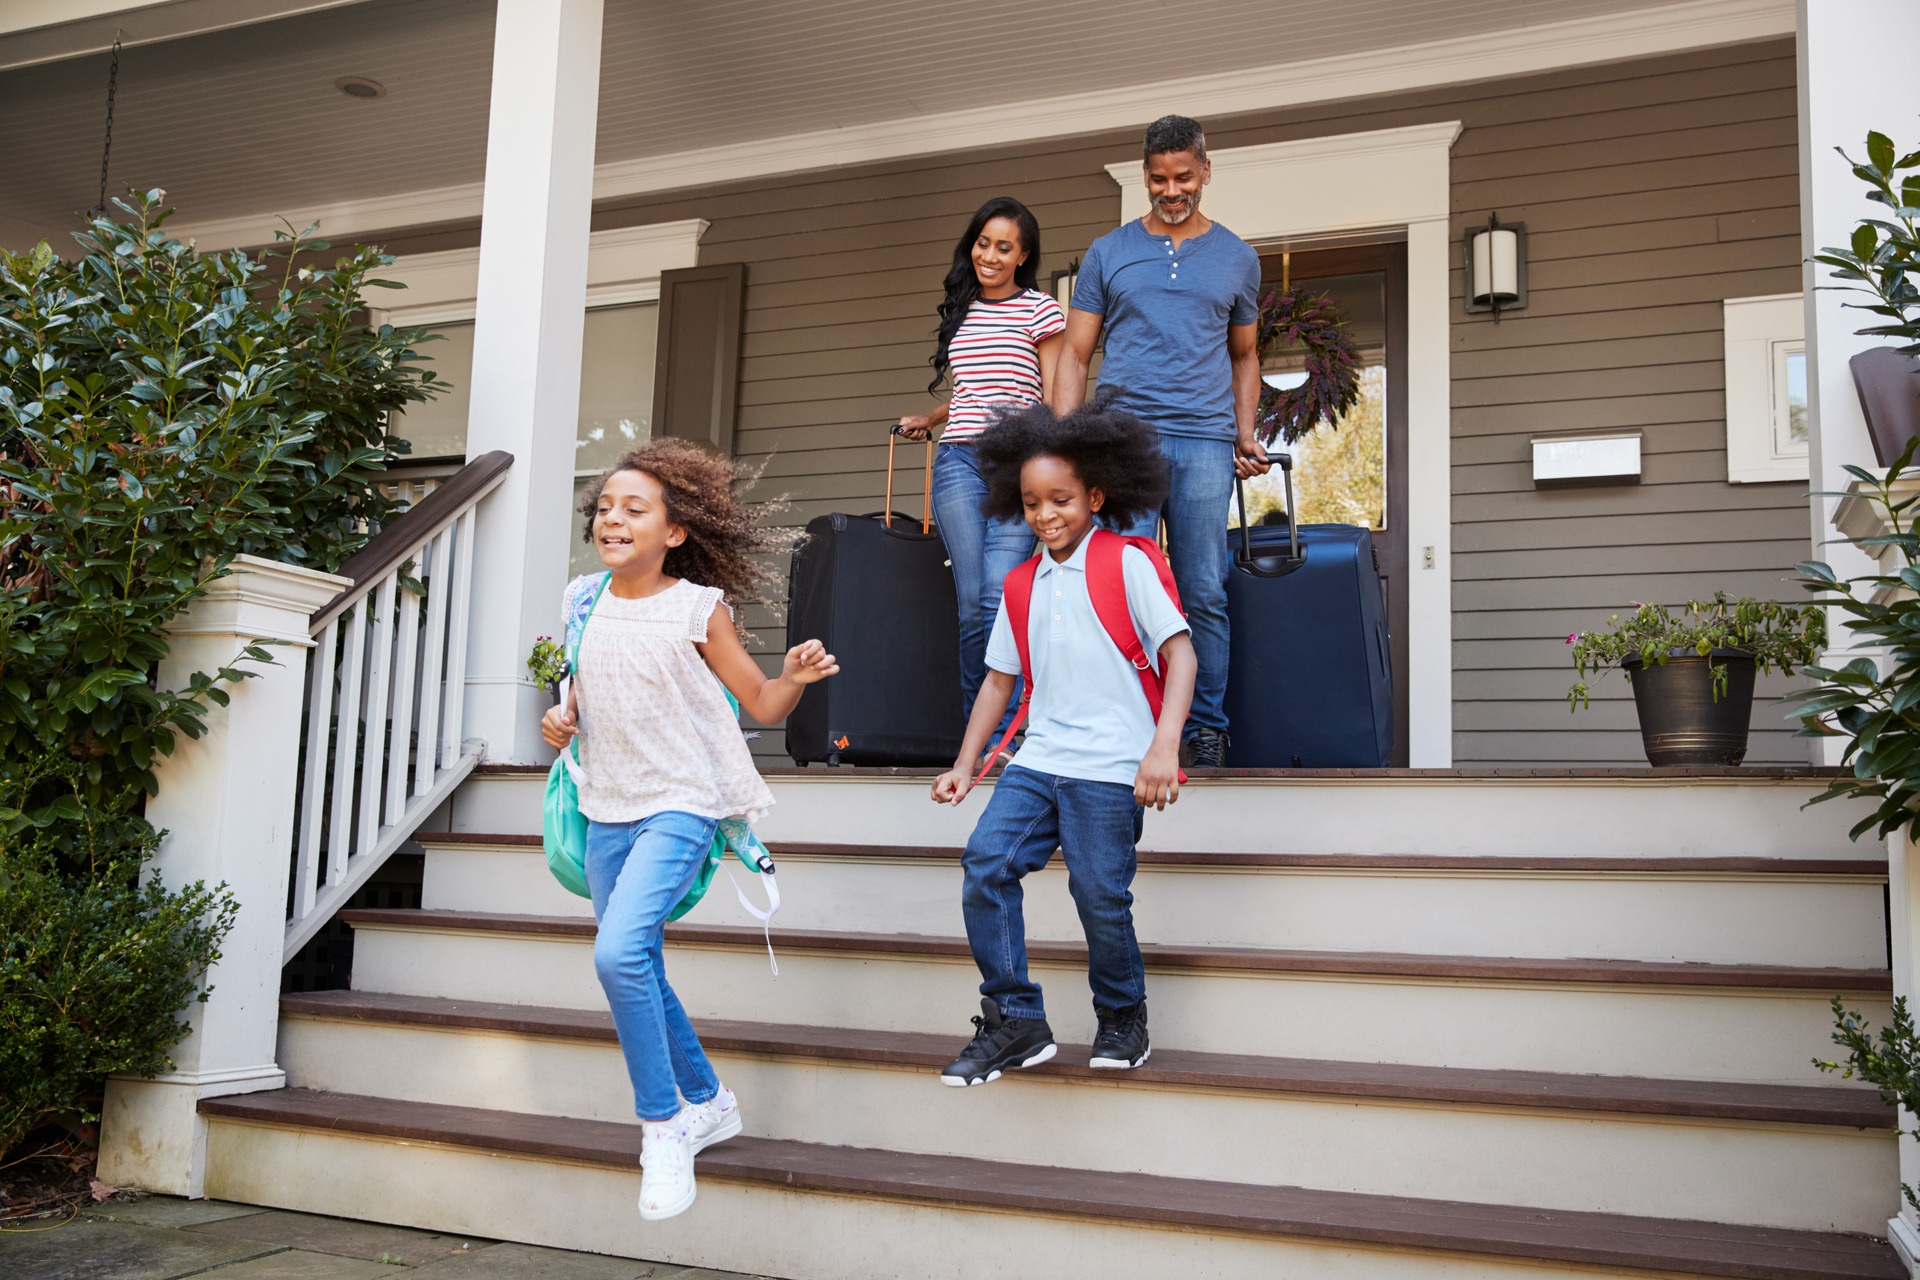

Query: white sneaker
[[638, 1117, 695, 1220], [684, 1086, 742, 1155]]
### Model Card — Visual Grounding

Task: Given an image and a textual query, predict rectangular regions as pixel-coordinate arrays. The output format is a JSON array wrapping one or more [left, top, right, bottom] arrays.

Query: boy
[[931, 401, 1197, 1084]]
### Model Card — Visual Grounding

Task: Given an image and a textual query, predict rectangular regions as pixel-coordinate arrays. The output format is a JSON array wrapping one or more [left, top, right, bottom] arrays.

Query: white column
[[460, 0, 605, 763], [1405, 216, 1454, 768], [1797, 1, 1920, 767], [97, 556, 348, 1197]]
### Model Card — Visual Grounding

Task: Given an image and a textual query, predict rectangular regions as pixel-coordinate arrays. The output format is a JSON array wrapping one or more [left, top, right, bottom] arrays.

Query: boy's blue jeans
[[585, 811, 722, 1122], [1112, 433, 1234, 736], [960, 764, 1147, 1021], [931, 441, 1032, 723]]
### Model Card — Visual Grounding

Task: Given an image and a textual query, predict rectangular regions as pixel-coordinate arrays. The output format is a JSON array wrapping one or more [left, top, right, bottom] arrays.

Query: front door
[[1241, 242, 1410, 766]]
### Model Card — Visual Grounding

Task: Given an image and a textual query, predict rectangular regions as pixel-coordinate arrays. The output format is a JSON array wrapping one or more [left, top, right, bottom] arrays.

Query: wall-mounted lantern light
[[1464, 212, 1526, 320], [1052, 258, 1079, 311]]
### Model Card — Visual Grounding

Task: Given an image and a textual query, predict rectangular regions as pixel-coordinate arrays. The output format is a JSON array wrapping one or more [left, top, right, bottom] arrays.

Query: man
[[1053, 114, 1269, 768]]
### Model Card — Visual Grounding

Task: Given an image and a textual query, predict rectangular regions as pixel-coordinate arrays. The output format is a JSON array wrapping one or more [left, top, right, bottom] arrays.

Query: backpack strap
[[970, 555, 1042, 786], [557, 572, 612, 787], [1084, 530, 1189, 784]]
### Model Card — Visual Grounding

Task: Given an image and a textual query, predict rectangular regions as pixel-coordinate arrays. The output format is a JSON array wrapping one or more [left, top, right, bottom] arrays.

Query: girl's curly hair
[[975, 398, 1169, 528], [579, 440, 793, 624]]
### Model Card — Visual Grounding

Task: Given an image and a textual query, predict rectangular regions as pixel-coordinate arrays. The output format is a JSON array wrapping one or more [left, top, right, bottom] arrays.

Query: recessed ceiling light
[[335, 76, 385, 99]]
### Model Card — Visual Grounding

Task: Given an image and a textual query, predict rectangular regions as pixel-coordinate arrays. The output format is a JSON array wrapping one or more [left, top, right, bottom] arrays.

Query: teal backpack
[[541, 573, 781, 963]]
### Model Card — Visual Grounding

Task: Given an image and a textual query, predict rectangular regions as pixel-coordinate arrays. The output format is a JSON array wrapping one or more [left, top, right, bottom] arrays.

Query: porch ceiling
[[0, 0, 1761, 249]]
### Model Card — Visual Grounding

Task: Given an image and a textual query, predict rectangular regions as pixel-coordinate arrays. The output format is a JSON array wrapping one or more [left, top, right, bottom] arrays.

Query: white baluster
[[441, 506, 477, 766], [326, 601, 367, 884], [356, 574, 398, 861], [385, 548, 425, 824], [291, 617, 339, 924], [413, 529, 453, 797]]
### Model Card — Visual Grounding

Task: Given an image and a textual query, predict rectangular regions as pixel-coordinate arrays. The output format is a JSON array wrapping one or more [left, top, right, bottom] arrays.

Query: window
[[1724, 293, 1807, 483], [386, 303, 660, 576]]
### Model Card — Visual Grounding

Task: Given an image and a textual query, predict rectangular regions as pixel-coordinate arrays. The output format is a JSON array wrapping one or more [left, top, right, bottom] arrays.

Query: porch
[[7, 0, 1920, 1274]]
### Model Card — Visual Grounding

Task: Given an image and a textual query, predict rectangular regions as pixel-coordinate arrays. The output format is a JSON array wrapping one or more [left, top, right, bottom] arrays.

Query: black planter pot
[[1621, 647, 1757, 767]]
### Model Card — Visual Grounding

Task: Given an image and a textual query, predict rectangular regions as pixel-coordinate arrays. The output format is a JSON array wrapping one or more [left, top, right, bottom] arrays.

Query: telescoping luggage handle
[[1232, 451, 1307, 579], [884, 424, 934, 534]]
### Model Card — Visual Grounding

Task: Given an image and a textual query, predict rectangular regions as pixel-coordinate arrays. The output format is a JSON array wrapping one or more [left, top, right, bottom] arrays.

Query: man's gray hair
[[1144, 115, 1207, 162]]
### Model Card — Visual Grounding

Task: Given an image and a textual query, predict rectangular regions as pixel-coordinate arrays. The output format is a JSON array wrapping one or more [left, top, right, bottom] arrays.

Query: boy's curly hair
[[578, 439, 792, 622], [975, 398, 1169, 528]]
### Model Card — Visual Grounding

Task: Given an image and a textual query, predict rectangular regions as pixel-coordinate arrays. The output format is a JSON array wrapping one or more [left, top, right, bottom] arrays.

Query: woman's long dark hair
[[929, 196, 1042, 393]]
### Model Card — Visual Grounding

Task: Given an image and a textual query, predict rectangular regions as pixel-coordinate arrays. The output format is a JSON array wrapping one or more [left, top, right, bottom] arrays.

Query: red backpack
[[972, 529, 1188, 786]]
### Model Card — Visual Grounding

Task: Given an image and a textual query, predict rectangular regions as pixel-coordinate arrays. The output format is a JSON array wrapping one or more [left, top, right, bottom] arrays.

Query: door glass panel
[[1234, 270, 1387, 531]]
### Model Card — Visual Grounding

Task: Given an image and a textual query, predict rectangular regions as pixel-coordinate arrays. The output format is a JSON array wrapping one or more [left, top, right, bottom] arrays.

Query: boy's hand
[[1134, 742, 1181, 811], [541, 703, 578, 751], [931, 767, 974, 806], [781, 639, 840, 685]]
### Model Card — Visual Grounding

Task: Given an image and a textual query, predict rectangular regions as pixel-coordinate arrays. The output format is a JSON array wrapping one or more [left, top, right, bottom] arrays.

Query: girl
[[898, 196, 1065, 722], [541, 440, 837, 1220]]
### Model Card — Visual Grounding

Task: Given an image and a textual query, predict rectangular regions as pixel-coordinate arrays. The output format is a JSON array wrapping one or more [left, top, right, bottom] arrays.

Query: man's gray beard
[[1153, 193, 1199, 225]]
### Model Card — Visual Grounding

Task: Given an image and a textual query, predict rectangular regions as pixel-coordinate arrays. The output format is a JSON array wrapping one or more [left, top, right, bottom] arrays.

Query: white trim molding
[[369, 219, 707, 328], [1104, 122, 1461, 767], [1723, 292, 1808, 483], [169, 0, 1787, 251]]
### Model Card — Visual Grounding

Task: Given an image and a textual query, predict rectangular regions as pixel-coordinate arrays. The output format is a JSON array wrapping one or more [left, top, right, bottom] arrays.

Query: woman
[[898, 196, 1065, 720]]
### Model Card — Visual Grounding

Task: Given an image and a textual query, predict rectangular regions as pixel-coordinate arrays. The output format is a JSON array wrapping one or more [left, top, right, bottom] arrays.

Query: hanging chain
[[92, 33, 122, 216]]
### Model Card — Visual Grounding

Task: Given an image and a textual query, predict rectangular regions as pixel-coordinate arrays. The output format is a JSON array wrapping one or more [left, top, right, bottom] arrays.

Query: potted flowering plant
[[1567, 593, 1825, 766], [526, 636, 567, 697]]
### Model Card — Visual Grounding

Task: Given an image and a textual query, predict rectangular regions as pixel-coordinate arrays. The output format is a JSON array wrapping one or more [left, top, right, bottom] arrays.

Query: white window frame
[[1723, 292, 1808, 483], [363, 219, 707, 329]]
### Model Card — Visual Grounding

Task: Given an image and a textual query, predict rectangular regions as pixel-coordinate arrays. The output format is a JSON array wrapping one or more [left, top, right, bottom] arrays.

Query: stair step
[[342, 909, 1892, 990], [340, 909, 1891, 1084], [412, 835, 1890, 965], [280, 988, 1892, 1127], [445, 768, 1864, 860], [200, 1087, 1903, 1280]]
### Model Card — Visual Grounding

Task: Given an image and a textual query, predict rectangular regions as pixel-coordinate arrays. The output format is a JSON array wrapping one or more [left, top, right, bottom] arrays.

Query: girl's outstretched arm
[[697, 602, 839, 724]]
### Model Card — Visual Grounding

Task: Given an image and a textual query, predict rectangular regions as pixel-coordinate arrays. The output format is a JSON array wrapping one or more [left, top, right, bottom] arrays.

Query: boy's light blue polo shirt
[[1071, 218, 1261, 441], [984, 535, 1191, 786]]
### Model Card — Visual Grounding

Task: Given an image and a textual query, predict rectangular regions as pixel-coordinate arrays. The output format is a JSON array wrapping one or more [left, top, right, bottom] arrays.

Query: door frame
[[1104, 121, 1458, 765], [1258, 242, 1410, 766]]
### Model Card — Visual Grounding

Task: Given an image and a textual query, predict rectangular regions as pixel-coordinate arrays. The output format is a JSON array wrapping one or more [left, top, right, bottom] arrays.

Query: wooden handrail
[[310, 451, 513, 634]]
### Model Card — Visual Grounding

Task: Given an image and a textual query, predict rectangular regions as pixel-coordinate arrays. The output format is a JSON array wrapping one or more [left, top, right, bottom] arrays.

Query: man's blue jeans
[[960, 764, 1146, 1021], [1113, 433, 1234, 735], [932, 441, 1032, 722], [586, 811, 721, 1122]]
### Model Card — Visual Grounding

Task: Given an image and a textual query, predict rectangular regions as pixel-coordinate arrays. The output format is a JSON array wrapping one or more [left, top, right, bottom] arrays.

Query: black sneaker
[[940, 998, 1057, 1086], [1088, 1002, 1150, 1070], [1182, 727, 1228, 769]]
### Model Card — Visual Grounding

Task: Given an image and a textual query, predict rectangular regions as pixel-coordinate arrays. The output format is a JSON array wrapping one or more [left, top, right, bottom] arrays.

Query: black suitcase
[[1223, 453, 1394, 768], [786, 427, 966, 766]]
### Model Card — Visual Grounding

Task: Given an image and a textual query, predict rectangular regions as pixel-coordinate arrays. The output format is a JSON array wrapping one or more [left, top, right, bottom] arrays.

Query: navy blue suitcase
[[1223, 454, 1394, 768]]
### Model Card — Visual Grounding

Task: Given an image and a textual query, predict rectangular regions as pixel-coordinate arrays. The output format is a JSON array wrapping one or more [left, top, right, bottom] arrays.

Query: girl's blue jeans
[[960, 764, 1147, 1021], [931, 441, 1032, 722], [585, 811, 722, 1122]]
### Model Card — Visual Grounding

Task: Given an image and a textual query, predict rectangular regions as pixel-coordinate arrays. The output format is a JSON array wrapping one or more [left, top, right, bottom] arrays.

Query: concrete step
[[278, 990, 1898, 1233], [415, 832, 1890, 967], [341, 909, 1893, 1085], [199, 1088, 1906, 1280], [444, 766, 1867, 860]]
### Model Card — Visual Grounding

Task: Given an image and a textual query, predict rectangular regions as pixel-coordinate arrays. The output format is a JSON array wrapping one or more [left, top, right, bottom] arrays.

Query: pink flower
[[1566, 632, 1578, 644]]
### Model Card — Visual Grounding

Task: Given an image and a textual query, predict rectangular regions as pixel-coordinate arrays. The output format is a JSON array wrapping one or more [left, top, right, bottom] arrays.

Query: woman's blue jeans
[[932, 441, 1032, 722], [585, 811, 721, 1122]]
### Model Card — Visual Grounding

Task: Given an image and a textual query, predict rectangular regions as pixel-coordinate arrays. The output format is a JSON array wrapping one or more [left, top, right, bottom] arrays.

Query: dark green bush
[[0, 191, 441, 819], [0, 758, 236, 1155], [0, 193, 439, 1161]]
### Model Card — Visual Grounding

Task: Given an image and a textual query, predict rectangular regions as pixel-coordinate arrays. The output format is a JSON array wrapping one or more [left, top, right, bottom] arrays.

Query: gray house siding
[[387, 38, 1810, 766]]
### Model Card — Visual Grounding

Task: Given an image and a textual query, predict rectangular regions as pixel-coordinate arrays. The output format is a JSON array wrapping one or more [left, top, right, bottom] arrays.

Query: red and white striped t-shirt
[[942, 289, 1067, 441]]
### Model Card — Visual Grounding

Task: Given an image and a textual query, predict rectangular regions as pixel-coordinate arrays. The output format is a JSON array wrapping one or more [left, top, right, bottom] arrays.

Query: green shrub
[[0, 191, 441, 820], [1566, 593, 1825, 711], [0, 757, 235, 1156]]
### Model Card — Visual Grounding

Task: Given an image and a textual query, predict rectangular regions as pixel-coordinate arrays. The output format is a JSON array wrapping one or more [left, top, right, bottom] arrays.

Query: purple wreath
[[1253, 286, 1361, 445]]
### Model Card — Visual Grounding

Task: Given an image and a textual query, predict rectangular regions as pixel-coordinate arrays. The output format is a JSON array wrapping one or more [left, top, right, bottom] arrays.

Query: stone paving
[[0, 1196, 770, 1280]]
